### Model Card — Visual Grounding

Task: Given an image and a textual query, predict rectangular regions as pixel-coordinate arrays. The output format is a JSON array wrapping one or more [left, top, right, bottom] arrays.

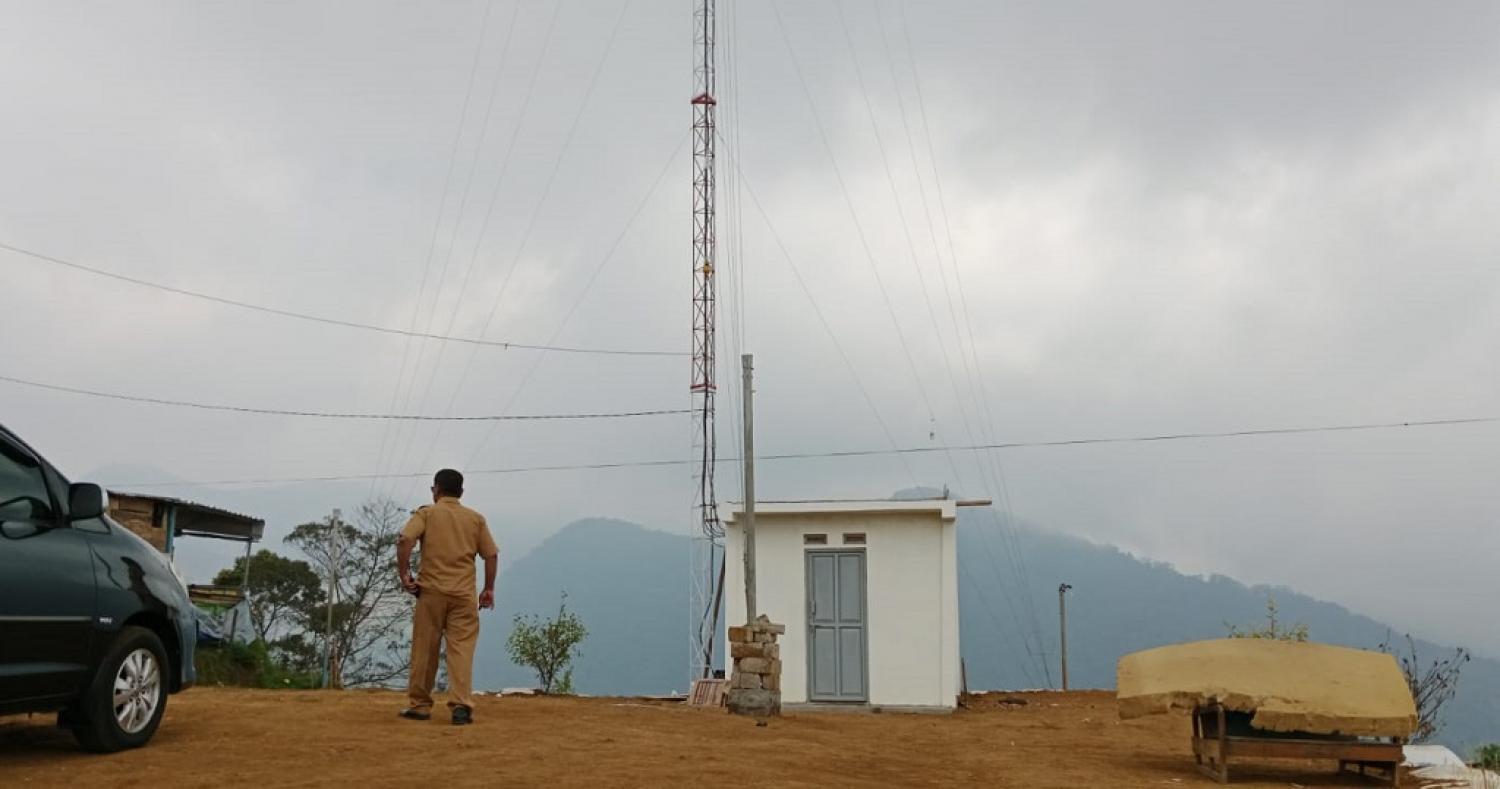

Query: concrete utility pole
[[741, 353, 756, 623], [322, 509, 341, 689], [1058, 582, 1073, 691]]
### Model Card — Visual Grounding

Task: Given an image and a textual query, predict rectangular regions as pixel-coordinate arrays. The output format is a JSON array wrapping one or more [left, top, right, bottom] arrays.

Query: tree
[[507, 594, 588, 694], [286, 499, 415, 688], [1225, 595, 1309, 642], [1378, 632, 1469, 743], [1475, 744, 1500, 771], [212, 550, 324, 644]]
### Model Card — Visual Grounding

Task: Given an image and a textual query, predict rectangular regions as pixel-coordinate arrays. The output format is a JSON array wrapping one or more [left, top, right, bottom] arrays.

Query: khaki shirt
[[401, 497, 498, 598]]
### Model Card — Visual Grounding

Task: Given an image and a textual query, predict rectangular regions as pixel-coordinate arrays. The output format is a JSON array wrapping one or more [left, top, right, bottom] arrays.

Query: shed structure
[[108, 491, 264, 556], [108, 491, 265, 643], [723, 499, 961, 710]]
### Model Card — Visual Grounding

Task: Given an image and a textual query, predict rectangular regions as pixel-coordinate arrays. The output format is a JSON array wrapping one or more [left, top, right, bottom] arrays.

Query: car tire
[[70, 625, 170, 753]]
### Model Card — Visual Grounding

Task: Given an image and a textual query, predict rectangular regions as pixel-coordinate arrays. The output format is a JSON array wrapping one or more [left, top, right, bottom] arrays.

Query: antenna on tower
[[689, 0, 725, 681]]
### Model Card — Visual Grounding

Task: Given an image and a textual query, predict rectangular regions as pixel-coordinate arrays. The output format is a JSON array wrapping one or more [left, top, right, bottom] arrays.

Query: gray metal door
[[806, 550, 867, 702]]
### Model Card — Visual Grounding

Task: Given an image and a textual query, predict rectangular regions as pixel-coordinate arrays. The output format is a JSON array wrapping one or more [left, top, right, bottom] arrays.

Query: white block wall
[[724, 507, 960, 708]]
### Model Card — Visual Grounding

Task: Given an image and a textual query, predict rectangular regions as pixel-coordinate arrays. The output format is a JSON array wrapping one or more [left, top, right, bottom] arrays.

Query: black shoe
[[398, 708, 432, 721], [451, 706, 473, 726]]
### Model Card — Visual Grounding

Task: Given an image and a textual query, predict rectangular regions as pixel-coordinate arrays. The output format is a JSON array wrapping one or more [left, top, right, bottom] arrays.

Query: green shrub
[[1225, 596, 1309, 642], [194, 640, 321, 689], [506, 593, 587, 694]]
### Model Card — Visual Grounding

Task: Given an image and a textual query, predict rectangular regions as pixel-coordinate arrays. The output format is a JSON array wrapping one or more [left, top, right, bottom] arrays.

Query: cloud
[[1, 1, 1496, 657]]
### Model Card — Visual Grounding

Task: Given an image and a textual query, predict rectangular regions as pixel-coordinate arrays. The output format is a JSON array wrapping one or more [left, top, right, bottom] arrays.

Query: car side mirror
[[69, 483, 108, 521]]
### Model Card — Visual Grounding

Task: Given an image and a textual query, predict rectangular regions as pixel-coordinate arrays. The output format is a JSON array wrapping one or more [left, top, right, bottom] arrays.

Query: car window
[[0, 440, 55, 523]]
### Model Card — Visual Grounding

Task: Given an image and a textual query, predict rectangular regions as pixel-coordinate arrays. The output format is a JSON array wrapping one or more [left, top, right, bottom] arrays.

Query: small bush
[[1225, 596, 1309, 643], [1377, 632, 1469, 743], [506, 593, 587, 694], [1472, 743, 1499, 770], [194, 640, 321, 689]]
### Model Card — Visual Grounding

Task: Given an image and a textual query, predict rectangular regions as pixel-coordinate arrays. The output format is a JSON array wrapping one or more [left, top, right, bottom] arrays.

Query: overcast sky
[[2, 1, 1496, 657]]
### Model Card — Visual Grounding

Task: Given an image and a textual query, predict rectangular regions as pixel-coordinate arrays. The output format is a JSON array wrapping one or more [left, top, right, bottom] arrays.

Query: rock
[[727, 626, 751, 643], [726, 688, 781, 717], [731, 642, 767, 659], [738, 657, 770, 674], [733, 671, 762, 690]]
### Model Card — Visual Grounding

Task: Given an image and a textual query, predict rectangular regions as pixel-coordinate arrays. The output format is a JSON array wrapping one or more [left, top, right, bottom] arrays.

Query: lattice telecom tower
[[688, 0, 724, 681]]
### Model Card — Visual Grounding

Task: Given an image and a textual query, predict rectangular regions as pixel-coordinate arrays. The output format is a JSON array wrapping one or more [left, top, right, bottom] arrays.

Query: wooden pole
[[322, 509, 340, 689], [1058, 582, 1072, 691], [741, 354, 756, 623]]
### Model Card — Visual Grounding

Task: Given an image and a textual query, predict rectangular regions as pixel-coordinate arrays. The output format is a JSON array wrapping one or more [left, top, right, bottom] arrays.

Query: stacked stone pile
[[726, 614, 784, 717]]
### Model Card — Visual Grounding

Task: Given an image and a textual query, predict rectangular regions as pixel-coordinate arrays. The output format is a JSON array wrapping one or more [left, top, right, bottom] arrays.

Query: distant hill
[[476, 518, 697, 695], [474, 507, 1498, 752], [956, 505, 1499, 753]]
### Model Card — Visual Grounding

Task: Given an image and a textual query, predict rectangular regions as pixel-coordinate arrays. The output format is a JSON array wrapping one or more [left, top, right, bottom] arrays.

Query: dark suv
[[0, 423, 196, 751]]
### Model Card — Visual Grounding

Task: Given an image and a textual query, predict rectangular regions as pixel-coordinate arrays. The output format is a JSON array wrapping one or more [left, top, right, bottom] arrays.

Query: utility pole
[[741, 353, 756, 622], [1058, 582, 1073, 691], [322, 509, 341, 689]]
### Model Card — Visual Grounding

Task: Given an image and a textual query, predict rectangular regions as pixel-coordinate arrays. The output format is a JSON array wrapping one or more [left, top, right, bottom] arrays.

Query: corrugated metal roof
[[110, 490, 264, 541]]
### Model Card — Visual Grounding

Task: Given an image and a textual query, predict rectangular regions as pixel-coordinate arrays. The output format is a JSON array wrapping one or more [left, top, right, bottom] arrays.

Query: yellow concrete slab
[[1116, 639, 1417, 738]]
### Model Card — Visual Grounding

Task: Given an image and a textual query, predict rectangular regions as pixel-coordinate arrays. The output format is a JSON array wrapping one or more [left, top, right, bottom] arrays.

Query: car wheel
[[71, 625, 170, 753]]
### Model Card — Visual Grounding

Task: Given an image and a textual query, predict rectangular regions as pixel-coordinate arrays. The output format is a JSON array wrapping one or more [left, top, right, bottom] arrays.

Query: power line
[[369, 0, 532, 496], [0, 373, 689, 422], [888, 0, 1055, 685], [462, 129, 691, 470], [98, 414, 1500, 487], [826, 0, 1052, 685], [384, 0, 572, 498], [366, 0, 509, 502], [416, 0, 637, 486], [0, 240, 683, 357], [729, 144, 922, 487]]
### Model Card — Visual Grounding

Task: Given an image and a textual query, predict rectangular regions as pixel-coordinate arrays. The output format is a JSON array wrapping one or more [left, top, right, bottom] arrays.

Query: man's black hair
[[433, 468, 464, 497]]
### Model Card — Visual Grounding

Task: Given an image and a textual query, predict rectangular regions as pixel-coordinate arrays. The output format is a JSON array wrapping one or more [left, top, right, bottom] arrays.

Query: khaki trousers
[[406, 590, 479, 711]]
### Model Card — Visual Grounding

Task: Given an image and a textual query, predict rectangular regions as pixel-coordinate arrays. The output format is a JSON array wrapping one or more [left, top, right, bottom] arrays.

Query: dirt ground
[[0, 689, 1407, 787]]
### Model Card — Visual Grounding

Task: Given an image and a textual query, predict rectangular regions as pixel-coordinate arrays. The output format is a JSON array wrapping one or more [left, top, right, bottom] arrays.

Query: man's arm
[[478, 553, 497, 610], [397, 536, 419, 593], [396, 509, 426, 594]]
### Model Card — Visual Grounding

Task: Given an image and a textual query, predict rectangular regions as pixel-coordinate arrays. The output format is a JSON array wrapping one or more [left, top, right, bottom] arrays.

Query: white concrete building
[[723, 499, 961, 710]]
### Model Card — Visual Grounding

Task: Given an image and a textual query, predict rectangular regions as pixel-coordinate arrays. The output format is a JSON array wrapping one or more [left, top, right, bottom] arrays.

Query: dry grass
[[0, 689, 1408, 787]]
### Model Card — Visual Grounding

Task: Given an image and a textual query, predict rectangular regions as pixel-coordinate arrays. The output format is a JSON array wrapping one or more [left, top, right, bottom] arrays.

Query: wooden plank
[[1223, 737, 1402, 762], [687, 679, 727, 707]]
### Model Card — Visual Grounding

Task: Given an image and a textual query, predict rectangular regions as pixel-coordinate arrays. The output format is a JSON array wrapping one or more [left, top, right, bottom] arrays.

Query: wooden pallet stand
[[1191, 703, 1403, 786]]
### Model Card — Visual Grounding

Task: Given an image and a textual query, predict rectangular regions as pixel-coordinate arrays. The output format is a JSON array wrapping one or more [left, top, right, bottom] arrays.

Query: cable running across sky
[[0, 373, 689, 422], [100, 414, 1500, 488], [0, 241, 683, 358]]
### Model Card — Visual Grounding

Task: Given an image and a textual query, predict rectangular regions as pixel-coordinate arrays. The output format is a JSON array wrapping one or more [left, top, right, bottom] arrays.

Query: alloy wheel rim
[[112, 648, 161, 734]]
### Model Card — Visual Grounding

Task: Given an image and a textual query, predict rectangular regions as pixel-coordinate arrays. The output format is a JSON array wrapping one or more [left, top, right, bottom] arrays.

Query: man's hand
[[478, 589, 495, 610], [400, 573, 419, 595]]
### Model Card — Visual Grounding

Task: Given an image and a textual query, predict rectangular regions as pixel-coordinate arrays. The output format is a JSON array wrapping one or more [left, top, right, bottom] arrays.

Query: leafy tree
[[1225, 595, 1309, 642], [1475, 743, 1500, 771], [1378, 632, 1469, 743], [212, 549, 324, 643], [507, 593, 587, 694], [286, 499, 415, 688]]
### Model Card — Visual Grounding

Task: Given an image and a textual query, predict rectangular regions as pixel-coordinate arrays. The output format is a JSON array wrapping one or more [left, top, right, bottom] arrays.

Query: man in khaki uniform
[[395, 468, 498, 725]]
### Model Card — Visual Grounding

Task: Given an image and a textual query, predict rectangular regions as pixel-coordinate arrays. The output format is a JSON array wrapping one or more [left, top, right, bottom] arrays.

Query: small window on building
[[803, 533, 828, 545], [842, 532, 866, 545]]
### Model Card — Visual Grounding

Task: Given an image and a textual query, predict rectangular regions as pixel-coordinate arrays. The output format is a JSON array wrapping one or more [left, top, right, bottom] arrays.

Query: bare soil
[[0, 689, 1402, 787]]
